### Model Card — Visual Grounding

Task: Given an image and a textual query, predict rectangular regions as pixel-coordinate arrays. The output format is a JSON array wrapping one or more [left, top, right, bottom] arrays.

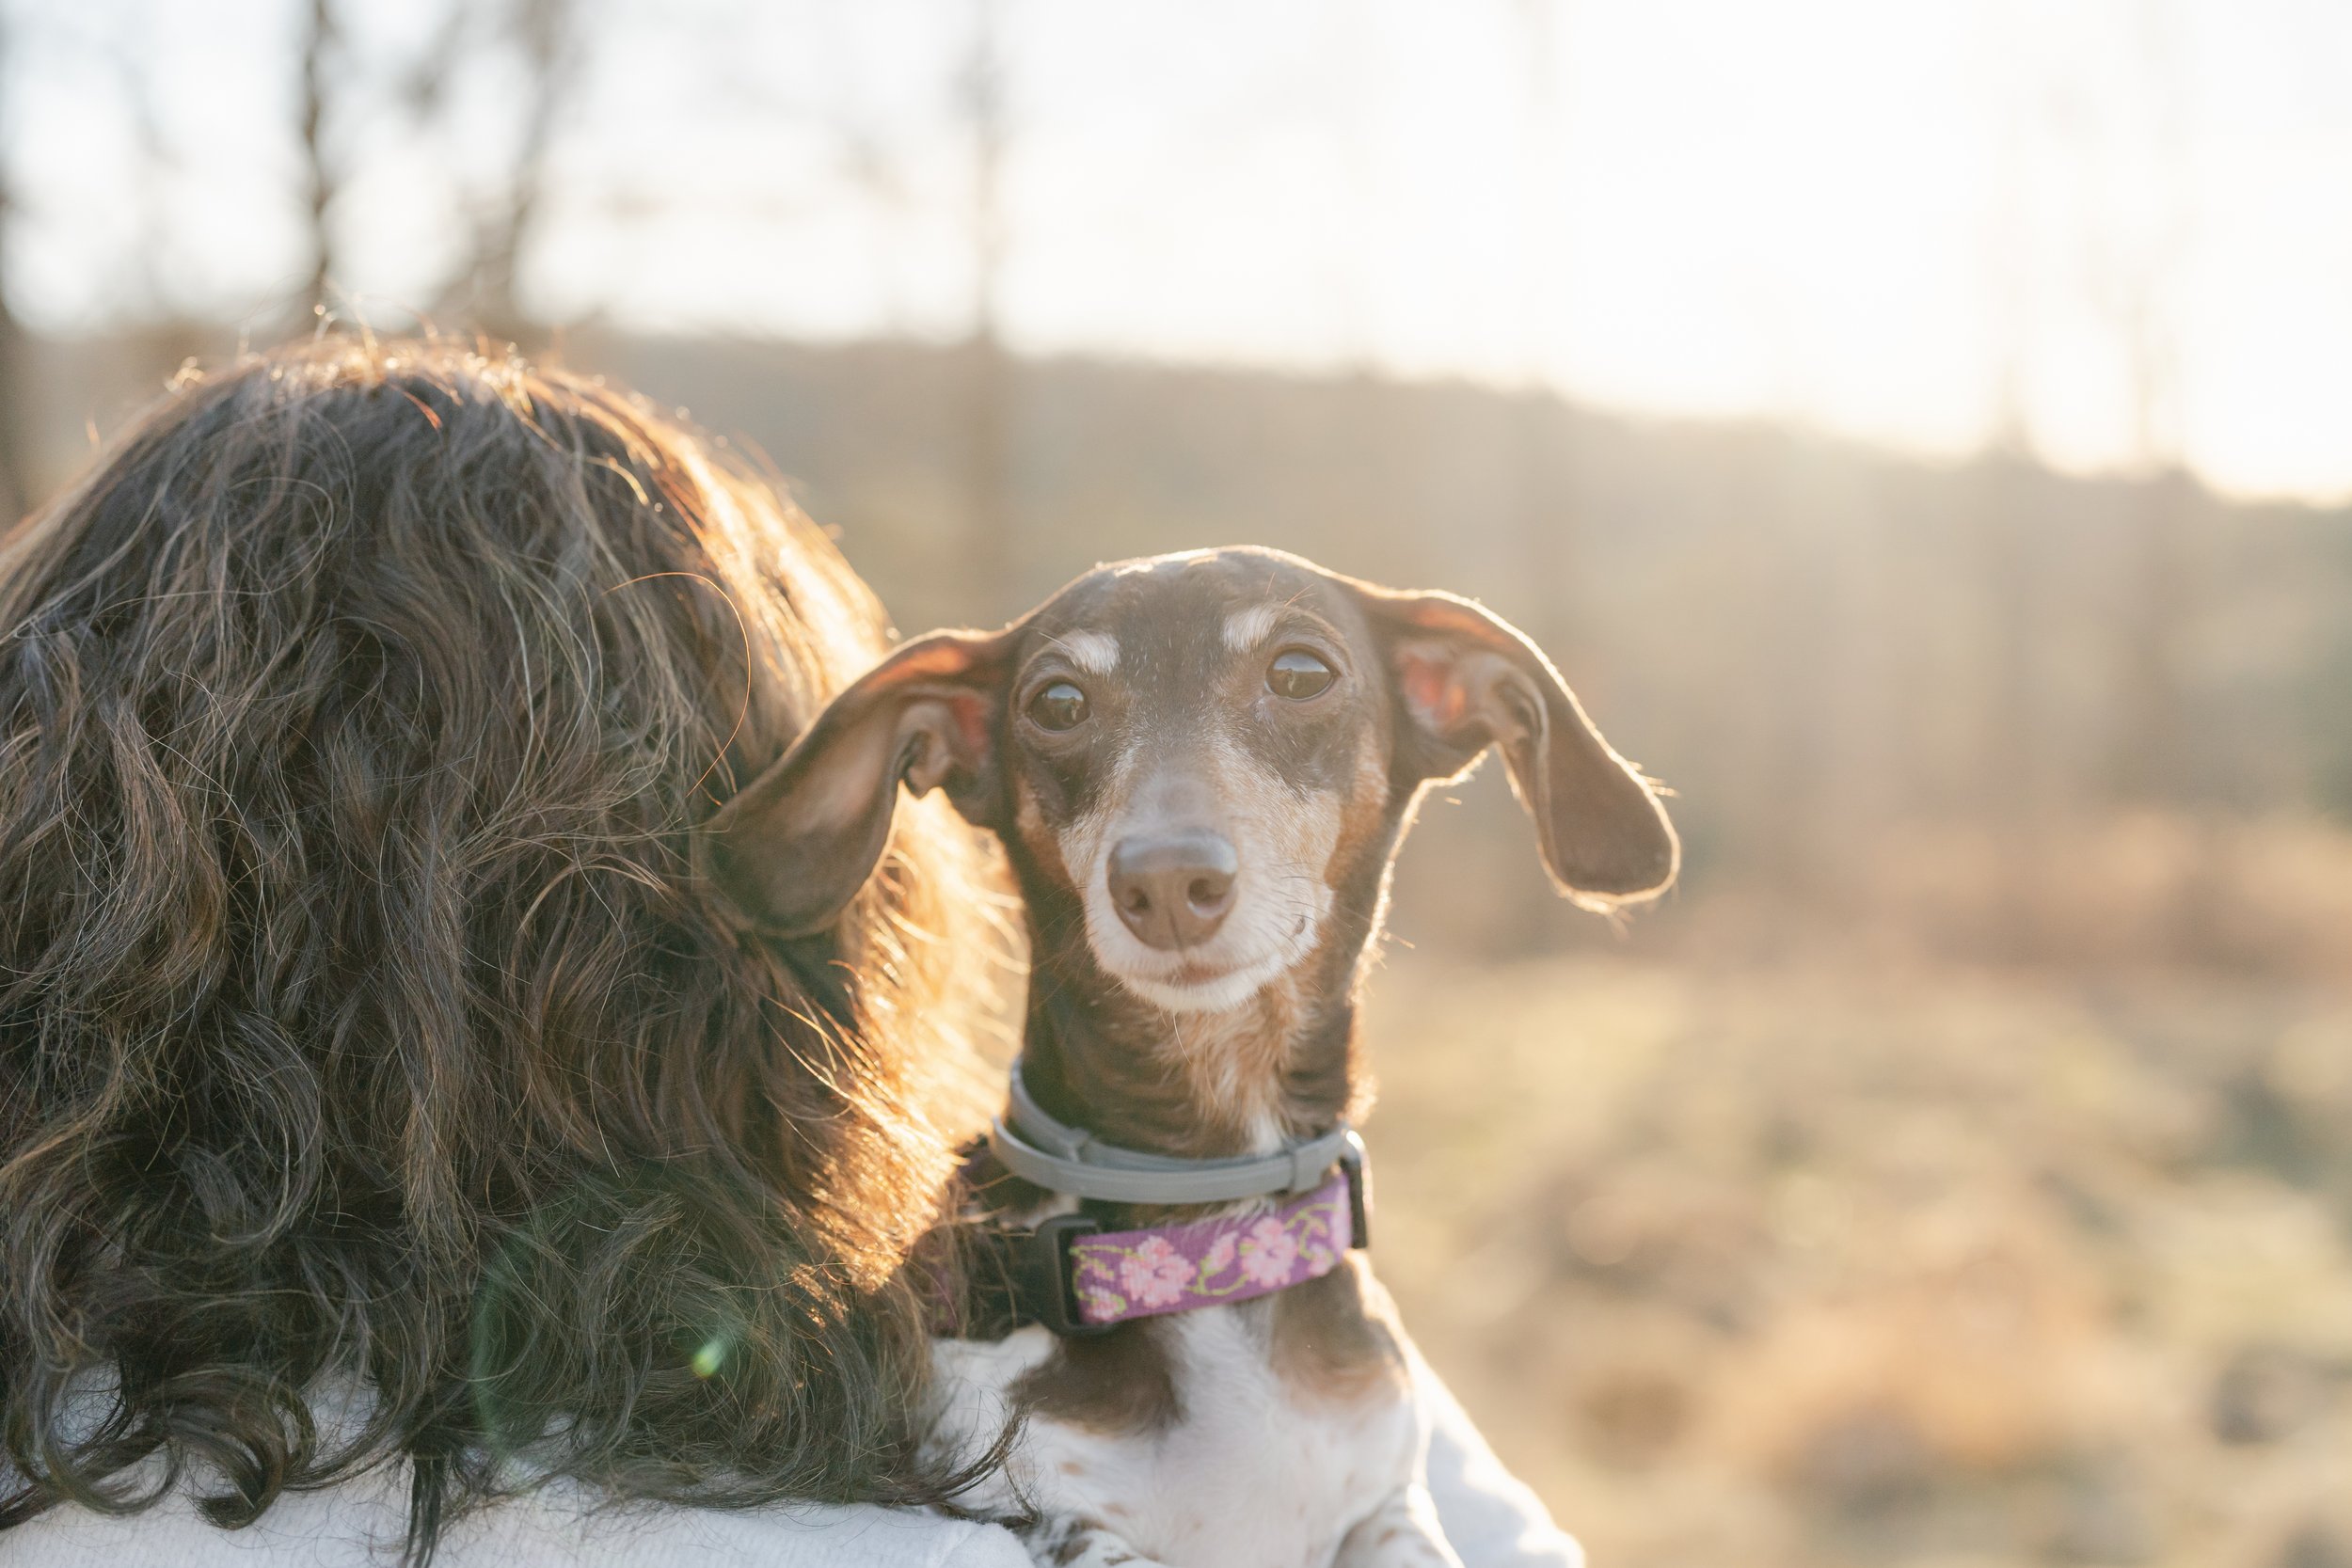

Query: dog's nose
[[1107, 831, 1238, 950]]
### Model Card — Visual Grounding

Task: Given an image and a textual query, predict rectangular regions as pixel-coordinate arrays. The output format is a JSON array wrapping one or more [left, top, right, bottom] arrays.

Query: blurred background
[[3, 2, 2348, 1564]]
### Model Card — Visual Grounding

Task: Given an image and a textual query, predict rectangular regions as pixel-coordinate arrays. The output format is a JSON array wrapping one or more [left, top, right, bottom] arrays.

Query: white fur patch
[[1221, 603, 1282, 654], [928, 1287, 1432, 1567], [1119, 954, 1302, 1017], [1056, 630, 1120, 675]]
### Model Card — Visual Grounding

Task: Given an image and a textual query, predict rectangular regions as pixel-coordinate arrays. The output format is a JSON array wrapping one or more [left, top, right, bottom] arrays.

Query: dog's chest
[[935, 1298, 1422, 1568]]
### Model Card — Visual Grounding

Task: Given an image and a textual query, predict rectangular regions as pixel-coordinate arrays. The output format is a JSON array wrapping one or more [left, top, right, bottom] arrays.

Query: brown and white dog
[[700, 547, 1677, 1568]]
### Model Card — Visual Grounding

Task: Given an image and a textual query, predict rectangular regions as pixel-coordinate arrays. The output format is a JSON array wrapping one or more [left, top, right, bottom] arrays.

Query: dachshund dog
[[700, 547, 1677, 1568]]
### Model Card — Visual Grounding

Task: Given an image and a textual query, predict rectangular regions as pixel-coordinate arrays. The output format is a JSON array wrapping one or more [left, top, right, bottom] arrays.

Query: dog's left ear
[[1355, 585, 1678, 909], [696, 628, 1015, 937]]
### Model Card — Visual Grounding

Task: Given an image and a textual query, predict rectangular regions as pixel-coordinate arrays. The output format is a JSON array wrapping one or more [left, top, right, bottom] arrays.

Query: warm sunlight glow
[[14, 0, 2348, 500]]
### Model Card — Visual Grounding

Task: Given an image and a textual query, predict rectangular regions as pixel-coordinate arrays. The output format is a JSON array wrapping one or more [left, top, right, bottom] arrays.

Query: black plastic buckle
[[1026, 1212, 1117, 1338], [1339, 1131, 1372, 1251]]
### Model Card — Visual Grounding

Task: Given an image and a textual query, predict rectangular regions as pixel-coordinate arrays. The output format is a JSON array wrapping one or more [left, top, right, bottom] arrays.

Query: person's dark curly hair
[[0, 337, 1005, 1560]]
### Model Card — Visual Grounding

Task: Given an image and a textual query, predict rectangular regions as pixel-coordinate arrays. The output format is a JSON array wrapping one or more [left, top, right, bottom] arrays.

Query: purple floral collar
[[1063, 1173, 1355, 1328], [972, 1061, 1374, 1336]]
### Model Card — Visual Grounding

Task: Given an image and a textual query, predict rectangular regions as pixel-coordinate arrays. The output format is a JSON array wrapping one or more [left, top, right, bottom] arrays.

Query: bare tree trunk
[[961, 0, 1016, 619], [467, 0, 577, 341], [0, 227, 26, 528], [2109, 0, 2194, 807], [1975, 446, 2048, 958], [0, 14, 29, 524], [1978, 453, 2040, 823], [2112, 469, 2193, 800], [298, 0, 338, 318], [1511, 0, 1578, 672], [1979, 27, 2041, 833], [0, 309, 24, 530]]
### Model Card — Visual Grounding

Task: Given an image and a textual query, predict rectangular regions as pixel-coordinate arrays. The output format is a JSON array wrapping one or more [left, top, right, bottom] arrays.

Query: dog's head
[[702, 547, 1676, 1013]]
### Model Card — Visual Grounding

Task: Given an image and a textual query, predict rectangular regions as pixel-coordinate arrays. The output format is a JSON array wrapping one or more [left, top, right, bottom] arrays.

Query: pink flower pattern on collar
[[1117, 1234, 1194, 1309], [1065, 1172, 1352, 1327]]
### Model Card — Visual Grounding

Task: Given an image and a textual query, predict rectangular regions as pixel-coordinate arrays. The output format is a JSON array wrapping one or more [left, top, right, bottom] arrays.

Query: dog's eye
[[1027, 681, 1089, 732], [1266, 650, 1336, 701]]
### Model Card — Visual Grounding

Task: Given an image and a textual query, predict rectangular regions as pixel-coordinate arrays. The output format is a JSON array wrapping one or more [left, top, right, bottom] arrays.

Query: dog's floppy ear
[[697, 629, 1014, 937], [1355, 585, 1677, 910]]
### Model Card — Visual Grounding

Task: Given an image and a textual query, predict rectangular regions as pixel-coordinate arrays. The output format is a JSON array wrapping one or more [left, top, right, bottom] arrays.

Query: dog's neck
[[1015, 930, 1371, 1165], [1002, 782, 1415, 1171]]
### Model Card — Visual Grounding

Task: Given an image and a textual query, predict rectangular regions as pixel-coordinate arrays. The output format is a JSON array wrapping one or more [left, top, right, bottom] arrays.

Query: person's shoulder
[[1, 1465, 1031, 1568], [512, 1497, 1032, 1568], [536, 1495, 1032, 1568]]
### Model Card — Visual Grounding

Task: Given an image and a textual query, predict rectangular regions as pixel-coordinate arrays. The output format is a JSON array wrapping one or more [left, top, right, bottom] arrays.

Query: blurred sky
[[8, 0, 2351, 500]]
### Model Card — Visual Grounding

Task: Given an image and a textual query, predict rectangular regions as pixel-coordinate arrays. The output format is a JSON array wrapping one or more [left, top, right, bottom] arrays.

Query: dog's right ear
[[1347, 583, 1678, 911], [696, 629, 1014, 937]]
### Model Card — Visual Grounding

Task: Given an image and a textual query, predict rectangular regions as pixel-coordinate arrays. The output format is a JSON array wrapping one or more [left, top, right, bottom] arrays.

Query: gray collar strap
[[988, 1058, 1361, 1205]]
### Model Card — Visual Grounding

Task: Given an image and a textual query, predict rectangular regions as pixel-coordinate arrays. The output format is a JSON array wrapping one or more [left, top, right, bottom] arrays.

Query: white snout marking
[[1220, 604, 1281, 654], [1060, 734, 1341, 1017], [1057, 630, 1120, 675]]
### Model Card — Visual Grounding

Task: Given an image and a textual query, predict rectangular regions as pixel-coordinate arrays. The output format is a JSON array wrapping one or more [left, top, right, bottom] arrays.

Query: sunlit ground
[[1366, 947, 2352, 1568]]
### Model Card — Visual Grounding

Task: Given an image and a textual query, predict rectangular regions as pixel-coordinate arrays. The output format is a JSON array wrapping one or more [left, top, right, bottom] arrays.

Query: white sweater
[[6, 1352, 1577, 1567]]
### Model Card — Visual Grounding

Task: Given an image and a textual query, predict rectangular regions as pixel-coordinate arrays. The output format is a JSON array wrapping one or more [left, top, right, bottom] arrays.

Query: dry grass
[[1364, 952, 2352, 1568]]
